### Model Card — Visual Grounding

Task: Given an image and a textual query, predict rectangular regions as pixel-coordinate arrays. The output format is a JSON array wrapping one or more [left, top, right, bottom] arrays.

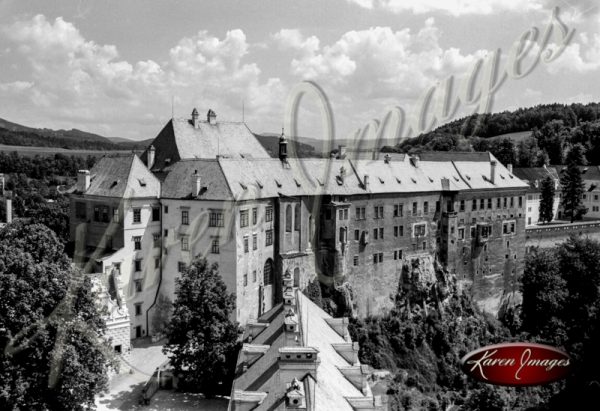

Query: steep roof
[[85, 154, 160, 198], [512, 167, 560, 190], [230, 291, 379, 410], [141, 117, 271, 170], [160, 159, 234, 200]]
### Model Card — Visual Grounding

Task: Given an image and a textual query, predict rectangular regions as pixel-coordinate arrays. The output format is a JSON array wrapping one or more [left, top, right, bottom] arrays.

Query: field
[[0, 144, 136, 157]]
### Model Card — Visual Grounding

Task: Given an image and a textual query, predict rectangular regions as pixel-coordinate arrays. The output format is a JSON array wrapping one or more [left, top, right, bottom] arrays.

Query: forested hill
[[394, 102, 600, 166], [432, 102, 600, 138], [0, 117, 149, 151]]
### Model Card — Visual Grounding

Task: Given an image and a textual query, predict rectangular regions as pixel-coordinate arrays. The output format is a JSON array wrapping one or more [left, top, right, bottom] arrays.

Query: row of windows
[[352, 249, 405, 266], [242, 230, 274, 252], [241, 205, 274, 228]]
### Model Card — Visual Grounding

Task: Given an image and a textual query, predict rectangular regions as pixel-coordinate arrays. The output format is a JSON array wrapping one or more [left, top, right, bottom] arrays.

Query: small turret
[[279, 129, 288, 163], [207, 109, 217, 125], [191, 108, 199, 128]]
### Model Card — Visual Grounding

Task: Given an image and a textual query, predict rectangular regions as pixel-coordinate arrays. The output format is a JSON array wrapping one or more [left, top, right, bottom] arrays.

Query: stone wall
[[525, 221, 600, 250]]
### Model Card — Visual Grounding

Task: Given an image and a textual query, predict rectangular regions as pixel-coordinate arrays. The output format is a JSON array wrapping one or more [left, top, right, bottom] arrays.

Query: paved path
[[96, 338, 228, 410]]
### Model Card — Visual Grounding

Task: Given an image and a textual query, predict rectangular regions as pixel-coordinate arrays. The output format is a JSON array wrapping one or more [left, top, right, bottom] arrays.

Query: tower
[[279, 129, 288, 163]]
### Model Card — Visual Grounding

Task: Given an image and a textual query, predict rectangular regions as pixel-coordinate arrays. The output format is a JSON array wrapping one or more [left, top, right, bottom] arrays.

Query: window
[[211, 238, 220, 254], [253, 270, 257, 282], [285, 205, 292, 231], [400, 226, 404, 236], [164, 205, 169, 214], [181, 235, 189, 251], [265, 205, 273, 222], [424, 201, 429, 214], [394, 226, 398, 237], [470, 226, 476, 238], [373, 228, 378, 240], [102, 206, 109, 222], [379, 227, 384, 239], [252, 207, 258, 225], [472, 199, 477, 211], [94, 206, 100, 221], [339, 209, 344, 220], [373, 253, 378, 264], [458, 228, 465, 239], [378, 253, 383, 263], [374, 205, 384, 219], [164, 229, 168, 237], [209, 211, 224, 227], [181, 210, 189, 225], [244, 236, 249, 253], [134, 259, 142, 272], [394, 249, 403, 260], [294, 204, 301, 231], [528, 217, 532, 225], [480, 199, 485, 210], [264, 259, 274, 285], [412, 202, 418, 215], [510, 197, 514, 207], [436, 201, 440, 212], [154, 257, 160, 269], [413, 223, 426, 237], [240, 209, 249, 228], [503, 197, 507, 208], [152, 207, 160, 222], [253, 233, 257, 250], [133, 208, 141, 223], [497, 198, 501, 208], [76, 202, 86, 219], [353, 255, 358, 266], [153, 233, 160, 248], [178, 262, 186, 273], [356, 207, 366, 220], [422, 241, 427, 250], [243, 273, 248, 287], [133, 236, 142, 250], [459, 200, 465, 212], [135, 280, 142, 293], [135, 303, 142, 316], [518, 196, 523, 207], [595, 195, 599, 201], [113, 207, 119, 222], [355, 229, 360, 241], [487, 198, 492, 209], [502, 220, 516, 235], [266, 229, 273, 246]]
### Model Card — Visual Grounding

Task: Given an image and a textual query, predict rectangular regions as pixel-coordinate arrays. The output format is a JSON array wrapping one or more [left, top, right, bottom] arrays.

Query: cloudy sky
[[0, 0, 598, 142]]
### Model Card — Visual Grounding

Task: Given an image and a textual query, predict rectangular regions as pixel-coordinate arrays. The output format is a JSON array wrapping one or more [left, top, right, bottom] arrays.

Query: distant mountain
[[255, 133, 318, 158], [108, 136, 154, 146], [0, 117, 149, 151]]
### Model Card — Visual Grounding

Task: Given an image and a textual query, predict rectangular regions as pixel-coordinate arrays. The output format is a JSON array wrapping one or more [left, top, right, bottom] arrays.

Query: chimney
[[192, 170, 201, 196], [147, 145, 155, 169], [338, 145, 347, 159], [490, 160, 497, 184], [507, 163, 513, 173], [384, 154, 391, 164], [279, 347, 320, 383], [77, 170, 90, 192], [363, 174, 369, 190], [191, 108, 199, 128], [207, 109, 217, 125]]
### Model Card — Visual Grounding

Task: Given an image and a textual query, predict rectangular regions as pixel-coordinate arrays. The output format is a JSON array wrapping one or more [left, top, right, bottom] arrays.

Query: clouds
[[345, 0, 545, 16], [1, 15, 283, 137]]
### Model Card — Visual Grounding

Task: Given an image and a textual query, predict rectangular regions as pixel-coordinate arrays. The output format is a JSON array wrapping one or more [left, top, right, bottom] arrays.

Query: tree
[[561, 144, 588, 222], [151, 293, 172, 336], [163, 257, 239, 396], [539, 176, 556, 223], [0, 221, 114, 410]]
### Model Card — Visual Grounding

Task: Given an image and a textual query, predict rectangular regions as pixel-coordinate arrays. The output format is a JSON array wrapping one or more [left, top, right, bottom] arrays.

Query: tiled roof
[[418, 151, 491, 162], [231, 291, 377, 411], [85, 154, 160, 198], [512, 167, 560, 190], [160, 159, 234, 200], [141, 118, 271, 170]]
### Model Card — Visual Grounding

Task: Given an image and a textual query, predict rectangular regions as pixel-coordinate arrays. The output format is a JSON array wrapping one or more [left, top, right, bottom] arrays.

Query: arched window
[[293, 267, 300, 287], [285, 204, 292, 232], [294, 203, 301, 231], [264, 259, 274, 285]]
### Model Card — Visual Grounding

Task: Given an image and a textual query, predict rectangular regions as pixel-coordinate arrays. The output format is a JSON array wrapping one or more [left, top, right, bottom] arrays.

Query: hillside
[[254, 133, 318, 158], [0, 117, 149, 151]]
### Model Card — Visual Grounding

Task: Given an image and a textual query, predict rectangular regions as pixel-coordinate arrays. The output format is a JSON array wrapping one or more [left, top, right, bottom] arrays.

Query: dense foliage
[[0, 152, 98, 243], [539, 176, 556, 224], [521, 237, 600, 408], [163, 257, 240, 396], [560, 144, 587, 222], [393, 103, 600, 166], [0, 221, 114, 410]]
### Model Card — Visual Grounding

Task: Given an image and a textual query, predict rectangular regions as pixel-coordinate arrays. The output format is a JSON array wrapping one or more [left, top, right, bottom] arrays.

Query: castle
[[69, 109, 529, 341]]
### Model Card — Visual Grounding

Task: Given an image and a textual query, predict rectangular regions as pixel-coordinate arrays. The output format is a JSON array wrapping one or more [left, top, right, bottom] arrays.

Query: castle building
[[512, 166, 561, 226], [69, 109, 529, 339]]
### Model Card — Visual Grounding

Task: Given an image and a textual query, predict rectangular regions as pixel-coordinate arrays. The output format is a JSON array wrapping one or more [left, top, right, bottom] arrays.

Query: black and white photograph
[[1, 1, 600, 410]]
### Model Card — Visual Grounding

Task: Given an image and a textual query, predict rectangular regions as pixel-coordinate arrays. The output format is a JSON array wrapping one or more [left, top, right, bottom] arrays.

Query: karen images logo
[[461, 343, 572, 386]]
